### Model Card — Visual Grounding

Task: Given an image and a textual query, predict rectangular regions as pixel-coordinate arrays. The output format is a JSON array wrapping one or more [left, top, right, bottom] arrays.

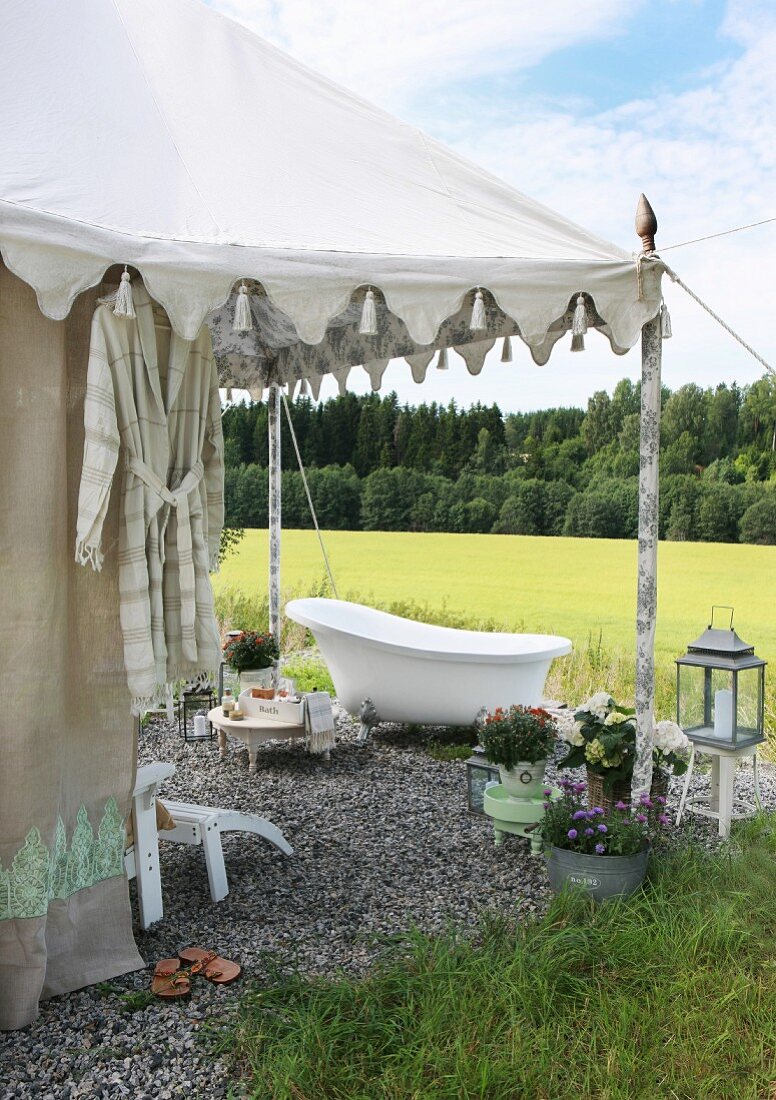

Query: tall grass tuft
[[218, 818, 776, 1099]]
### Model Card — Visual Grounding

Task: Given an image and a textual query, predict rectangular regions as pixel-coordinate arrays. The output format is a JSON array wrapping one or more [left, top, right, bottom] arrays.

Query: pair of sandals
[[151, 947, 241, 999]]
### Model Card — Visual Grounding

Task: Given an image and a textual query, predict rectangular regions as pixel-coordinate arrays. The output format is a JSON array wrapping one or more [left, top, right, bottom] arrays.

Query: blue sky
[[211, 0, 774, 413]]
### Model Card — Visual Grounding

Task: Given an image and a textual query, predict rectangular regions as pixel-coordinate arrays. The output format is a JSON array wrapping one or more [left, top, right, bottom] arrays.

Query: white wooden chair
[[125, 762, 294, 930]]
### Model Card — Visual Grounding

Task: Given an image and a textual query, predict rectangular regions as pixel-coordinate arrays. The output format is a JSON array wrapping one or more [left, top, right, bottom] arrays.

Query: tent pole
[[633, 194, 661, 797], [268, 382, 282, 652]]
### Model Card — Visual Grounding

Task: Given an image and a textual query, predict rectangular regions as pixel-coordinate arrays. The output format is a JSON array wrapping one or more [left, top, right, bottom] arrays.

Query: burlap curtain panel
[[0, 266, 142, 1031]]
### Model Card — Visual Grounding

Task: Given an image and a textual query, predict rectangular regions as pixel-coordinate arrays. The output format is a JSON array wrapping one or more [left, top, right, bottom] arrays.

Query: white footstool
[[675, 739, 763, 839]]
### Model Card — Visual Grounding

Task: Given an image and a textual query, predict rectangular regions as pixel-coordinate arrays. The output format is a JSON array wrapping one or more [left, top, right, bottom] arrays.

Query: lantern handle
[[710, 605, 734, 630]]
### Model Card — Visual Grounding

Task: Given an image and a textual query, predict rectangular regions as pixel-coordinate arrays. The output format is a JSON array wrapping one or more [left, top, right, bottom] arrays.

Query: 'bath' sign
[[252, 697, 306, 724]]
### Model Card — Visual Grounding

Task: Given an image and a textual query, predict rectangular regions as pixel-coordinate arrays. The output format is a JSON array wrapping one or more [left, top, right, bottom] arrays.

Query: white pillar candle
[[194, 714, 207, 739], [714, 689, 733, 739]]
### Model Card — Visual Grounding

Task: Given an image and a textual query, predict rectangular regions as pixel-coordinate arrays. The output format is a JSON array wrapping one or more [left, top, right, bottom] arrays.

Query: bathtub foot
[[357, 698, 380, 743]]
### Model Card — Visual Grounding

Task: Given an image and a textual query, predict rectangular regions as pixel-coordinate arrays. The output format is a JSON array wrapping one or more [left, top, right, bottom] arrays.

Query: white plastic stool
[[675, 739, 763, 839]]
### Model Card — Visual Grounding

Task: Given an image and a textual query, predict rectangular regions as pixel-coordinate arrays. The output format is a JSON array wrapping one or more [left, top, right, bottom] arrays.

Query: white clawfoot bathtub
[[285, 598, 572, 739]]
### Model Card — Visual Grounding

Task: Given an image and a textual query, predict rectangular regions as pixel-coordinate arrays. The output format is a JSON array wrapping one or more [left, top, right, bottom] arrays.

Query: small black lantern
[[179, 686, 217, 743], [676, 606, 766, 749], [465, 747, 500, 814]]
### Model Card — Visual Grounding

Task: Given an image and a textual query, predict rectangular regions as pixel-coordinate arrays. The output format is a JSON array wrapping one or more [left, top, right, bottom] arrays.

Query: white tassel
[[233, 283, 253, 332], [501, 335, 512, 363], [359, 288, 378, 336], [660, 302, 672, 339], [470, 288, 487, 332], [113, 267, 136, 319], [572, 293, 588, 337], [436, 346, 448, 371], [571, 293, 587, 352]]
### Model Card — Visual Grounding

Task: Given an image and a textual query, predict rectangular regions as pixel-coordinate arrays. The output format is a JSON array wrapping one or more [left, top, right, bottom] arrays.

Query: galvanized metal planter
[[546, 846, 649, 902]]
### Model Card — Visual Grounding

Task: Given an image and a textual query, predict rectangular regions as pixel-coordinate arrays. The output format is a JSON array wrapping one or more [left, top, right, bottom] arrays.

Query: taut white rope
[[281, 392, 339, 598], [662, 261, 773, 376]]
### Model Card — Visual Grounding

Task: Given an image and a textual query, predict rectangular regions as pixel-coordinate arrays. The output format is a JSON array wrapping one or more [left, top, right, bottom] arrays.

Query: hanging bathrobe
[[75, 284, 224, 712]]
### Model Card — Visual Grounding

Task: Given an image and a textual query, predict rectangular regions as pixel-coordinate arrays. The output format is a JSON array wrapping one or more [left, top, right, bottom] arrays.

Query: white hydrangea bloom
[[566, 720, 586, 746], [582, 691, 612, 720], [653, 719, 689, 754], [604, 711, 630, 727], [557, 713, 586, 746]]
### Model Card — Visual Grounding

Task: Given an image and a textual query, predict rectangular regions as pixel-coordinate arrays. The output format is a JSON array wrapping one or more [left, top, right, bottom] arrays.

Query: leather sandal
[[151, 958, 192, 999], [178, 946, 241, 985]]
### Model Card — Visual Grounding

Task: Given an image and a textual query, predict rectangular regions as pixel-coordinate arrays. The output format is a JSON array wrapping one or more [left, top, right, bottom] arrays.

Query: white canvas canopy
[[0, 0, 666, 1030], [0, 0, 663, 381]]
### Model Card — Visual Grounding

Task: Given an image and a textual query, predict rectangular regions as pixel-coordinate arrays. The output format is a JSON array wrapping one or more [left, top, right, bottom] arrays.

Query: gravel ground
[[1, 711, 774, 1099]]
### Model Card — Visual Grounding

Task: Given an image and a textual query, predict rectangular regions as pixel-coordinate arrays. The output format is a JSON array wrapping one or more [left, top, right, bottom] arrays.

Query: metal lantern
[[465, 748, 500, 814], [179, 687, 217, 743], [675, 606, 766, 750]]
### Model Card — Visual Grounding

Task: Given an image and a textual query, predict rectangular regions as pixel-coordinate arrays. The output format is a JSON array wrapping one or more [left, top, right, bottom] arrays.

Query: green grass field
[[214, 529, 776, 668]]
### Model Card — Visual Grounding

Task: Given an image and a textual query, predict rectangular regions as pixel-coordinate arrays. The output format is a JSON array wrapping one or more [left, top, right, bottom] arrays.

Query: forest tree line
[[222, 375, 776, 544]]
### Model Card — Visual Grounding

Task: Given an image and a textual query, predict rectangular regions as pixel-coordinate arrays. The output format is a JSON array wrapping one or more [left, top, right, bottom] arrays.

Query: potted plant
[[557, 693, 689, 811], [222, 630, 279, 692], [480, 705, 558, 800], [540, 777, 671, 901]]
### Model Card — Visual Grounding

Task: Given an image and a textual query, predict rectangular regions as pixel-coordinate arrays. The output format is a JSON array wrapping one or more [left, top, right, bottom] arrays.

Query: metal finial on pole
[[635, 193, 658, 254]]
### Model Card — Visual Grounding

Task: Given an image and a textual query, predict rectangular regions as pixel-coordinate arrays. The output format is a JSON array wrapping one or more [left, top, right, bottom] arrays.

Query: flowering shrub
[[222, 630, 279, 673], [540, 777, 671, 856], [480, 706, 558, 769], [557, 693, 690, 790]]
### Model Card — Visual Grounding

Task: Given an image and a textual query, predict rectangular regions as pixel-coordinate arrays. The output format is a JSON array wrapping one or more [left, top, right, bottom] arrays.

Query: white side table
[[208, 707, 308, 773], [675, 739, 763, 839]]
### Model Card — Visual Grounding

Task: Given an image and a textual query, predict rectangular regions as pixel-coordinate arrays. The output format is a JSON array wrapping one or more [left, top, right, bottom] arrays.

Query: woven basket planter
[[586, 768, 669, 814]]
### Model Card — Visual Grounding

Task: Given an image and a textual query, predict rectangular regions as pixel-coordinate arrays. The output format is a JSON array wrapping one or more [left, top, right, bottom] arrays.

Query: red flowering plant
[[540, 777, 672, 856], [480, 705, 559, 769], [222, 631, 279, 673]]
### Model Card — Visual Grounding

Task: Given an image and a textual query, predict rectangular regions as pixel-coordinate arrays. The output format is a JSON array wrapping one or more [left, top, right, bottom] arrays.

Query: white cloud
[[209, 0, 640, 109], [447, 7, 776, 407]]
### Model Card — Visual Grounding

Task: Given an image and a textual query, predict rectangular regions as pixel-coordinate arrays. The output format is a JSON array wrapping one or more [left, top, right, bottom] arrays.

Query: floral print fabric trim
[[633, 314, 662, 797], [0, 800, 125, 921]]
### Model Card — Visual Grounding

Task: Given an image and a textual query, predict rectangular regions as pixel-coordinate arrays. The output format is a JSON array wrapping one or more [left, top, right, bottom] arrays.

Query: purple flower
[[659, 814, 670, 826], [597, 824, 608, 833], [595, 842, 606, 854], [567, 829, 578, 840], [543, 789, 552, 797], [592, 807, 605, 815], [639, 794, 654, 808], [657, 796, 667, 805], [573, 783, 586, 794], [615, 800, 628, 811], [584, 828, 594, 837], [573, 810, 587, 820], [542, 801, 550, 809], [636, 813, 647, 824]]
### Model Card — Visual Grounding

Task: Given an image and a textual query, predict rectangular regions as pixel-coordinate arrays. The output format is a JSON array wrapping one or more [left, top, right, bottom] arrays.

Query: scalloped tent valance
[[0, 0, 663, 386]]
